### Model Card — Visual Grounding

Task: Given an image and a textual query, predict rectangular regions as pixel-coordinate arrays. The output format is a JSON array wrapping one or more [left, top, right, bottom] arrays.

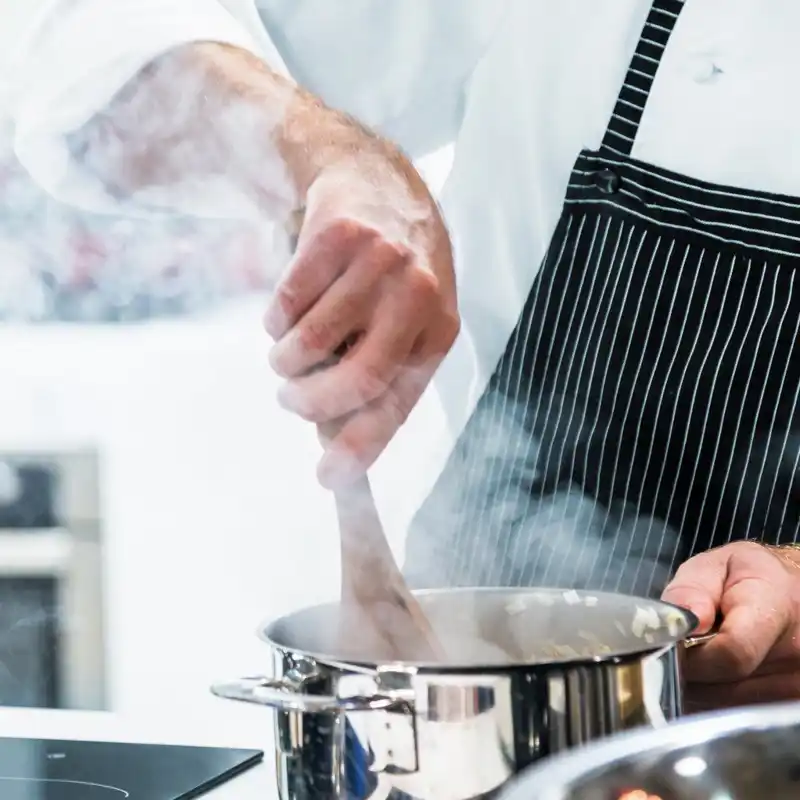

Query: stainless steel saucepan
[[212, 587, 698, 800]]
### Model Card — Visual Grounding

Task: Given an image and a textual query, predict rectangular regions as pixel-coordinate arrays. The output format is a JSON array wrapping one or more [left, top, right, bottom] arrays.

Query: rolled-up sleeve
[[0, 0, 277, 209], [0, 0, 502, 209]]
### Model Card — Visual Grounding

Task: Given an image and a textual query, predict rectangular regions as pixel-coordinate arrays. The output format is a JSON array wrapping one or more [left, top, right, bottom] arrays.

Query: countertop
[[0, 703, 278, 798]]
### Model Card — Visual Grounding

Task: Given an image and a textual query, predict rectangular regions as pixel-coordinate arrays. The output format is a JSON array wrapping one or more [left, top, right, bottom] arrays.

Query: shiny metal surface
[[253, 587, 696, 669], [212, 588, 696, 800], [0, 447, 106, 710], [500, 701, 800, 800]]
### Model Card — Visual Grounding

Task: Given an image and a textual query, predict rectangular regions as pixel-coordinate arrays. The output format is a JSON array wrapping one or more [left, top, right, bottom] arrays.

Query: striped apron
[[404, 0, 800, 599]]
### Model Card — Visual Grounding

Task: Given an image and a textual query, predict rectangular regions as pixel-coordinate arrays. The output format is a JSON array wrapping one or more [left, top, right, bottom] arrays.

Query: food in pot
[[264, 587, 695, 667]]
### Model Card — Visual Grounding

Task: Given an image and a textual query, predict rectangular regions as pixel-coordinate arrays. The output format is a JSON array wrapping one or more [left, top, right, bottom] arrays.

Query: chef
[[3, 0, 800, 709]]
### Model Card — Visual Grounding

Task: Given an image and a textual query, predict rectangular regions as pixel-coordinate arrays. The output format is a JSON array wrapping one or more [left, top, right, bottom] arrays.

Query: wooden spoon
[[332, 471, 445, 663], [282, 209, 444, 661]]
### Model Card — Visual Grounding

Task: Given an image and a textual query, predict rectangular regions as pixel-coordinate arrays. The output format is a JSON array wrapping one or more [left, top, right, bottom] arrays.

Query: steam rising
[[406, 387, 681, 599], [0, 40, 683, 680], [1, 45, 299, 323]]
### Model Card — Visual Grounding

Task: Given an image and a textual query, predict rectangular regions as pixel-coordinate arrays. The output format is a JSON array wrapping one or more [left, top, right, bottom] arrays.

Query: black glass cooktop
[[0, 737, 263, 798]]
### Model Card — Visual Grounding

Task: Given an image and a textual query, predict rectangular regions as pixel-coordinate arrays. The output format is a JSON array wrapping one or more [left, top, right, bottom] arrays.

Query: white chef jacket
[[2, 0, 800, 443]]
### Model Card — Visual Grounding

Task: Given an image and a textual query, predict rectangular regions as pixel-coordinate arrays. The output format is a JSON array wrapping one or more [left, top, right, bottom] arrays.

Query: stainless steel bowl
[[500, 701, 800, 800], [212, 587, 696, 800]]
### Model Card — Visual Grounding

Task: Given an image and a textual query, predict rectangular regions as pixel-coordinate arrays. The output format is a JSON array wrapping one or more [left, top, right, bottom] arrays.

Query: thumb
[[661, 548, 728, 634]]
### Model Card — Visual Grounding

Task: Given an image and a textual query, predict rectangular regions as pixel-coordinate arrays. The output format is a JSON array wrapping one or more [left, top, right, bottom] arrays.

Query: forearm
[[768, 543, 800, 572], [67, 41, 422, 220]]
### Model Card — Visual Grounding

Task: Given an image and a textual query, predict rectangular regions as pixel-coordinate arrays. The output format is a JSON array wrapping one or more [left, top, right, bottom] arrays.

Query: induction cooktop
[[0, 737, 263, 798]]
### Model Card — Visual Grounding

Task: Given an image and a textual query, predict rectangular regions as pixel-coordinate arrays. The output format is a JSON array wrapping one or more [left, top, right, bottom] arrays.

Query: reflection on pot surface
[[501, 701, 800, 800], [212, 588, 697, 800]]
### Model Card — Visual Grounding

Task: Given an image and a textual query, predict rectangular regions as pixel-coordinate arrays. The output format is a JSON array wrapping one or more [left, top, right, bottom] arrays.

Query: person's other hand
[[662, 541, 800, 713], [264, 157, 459, 489]]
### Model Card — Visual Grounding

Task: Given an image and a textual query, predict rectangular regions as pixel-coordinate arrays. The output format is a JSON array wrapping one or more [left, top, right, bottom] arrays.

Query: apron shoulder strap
[[600, 0, 686, 159]]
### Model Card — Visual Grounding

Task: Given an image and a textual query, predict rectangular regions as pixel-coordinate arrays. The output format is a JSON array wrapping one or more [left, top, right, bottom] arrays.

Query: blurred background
[[0, 137, 455, 717]]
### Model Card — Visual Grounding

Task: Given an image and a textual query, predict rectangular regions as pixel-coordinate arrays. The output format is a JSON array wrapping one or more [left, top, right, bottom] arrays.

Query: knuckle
[[725, 638, 761, 679], [336, 431, 369, 464], [297, 395, 328, 423], [297, 405, 321, 423], [326, 217, 379, 247], [268, 347, 288, 377], [297, 320, 331, 353], [353, 362, 390, 402], [374, 239, 414, 267], [407, 266, 441, 300], [730, 541, 764, 556], [274, 283, 300, 319]]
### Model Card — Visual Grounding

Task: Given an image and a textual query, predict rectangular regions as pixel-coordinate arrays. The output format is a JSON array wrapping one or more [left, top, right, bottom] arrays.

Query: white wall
[[0, 146, 455, 718]]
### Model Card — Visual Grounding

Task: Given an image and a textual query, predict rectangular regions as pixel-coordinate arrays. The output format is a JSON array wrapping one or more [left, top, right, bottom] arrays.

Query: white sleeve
[[258, 0, 505, 158], [0, 0, 504, 211], [0, 0, 282, 211]]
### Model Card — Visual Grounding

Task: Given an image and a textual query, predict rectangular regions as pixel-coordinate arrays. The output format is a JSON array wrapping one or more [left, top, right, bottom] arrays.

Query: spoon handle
[[335, 474, 444, 661]]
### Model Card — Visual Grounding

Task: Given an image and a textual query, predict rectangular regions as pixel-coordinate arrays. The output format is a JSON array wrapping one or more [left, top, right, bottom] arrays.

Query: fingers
[[317, 361, 436, 488], [703, 546, 792, 682], [268, 256, 380, 379], [662, 547, 729, 633], [276, 292, 422, 422], [269, 266, 375, 378], [667, 542, 795, 685], [278, 341, 414, 425], [264, 218, 367, 339], [264, 169, 459, 480], [684, 593, 788, 683]]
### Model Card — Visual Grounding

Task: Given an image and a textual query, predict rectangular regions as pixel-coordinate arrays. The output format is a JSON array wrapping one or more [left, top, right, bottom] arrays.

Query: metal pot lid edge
[[254, 641, 676, 673], [251, 588, 698, 671], [501, 701, 800, 800]]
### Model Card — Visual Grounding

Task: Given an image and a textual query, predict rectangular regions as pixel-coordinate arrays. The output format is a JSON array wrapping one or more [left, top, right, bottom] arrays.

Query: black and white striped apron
[[404, 0, 800, 599]]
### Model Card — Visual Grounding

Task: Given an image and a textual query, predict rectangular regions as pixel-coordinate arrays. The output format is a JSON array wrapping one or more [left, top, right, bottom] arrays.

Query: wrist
[[185, 43, 410, 221], [184, 44, 451, 280], [277, 95, 386, 198], [765, 543, 800, 573]]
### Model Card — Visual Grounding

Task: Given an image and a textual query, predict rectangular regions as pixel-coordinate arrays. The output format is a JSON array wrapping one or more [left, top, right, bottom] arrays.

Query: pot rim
[[501, 701, 800, 800], [254, 587, 699, 671]]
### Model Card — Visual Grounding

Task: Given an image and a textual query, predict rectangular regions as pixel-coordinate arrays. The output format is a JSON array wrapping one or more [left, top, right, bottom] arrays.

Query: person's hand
[[264, 157, 459, 489], [67, 40, 458, 490], [662, 541, 800, 712]]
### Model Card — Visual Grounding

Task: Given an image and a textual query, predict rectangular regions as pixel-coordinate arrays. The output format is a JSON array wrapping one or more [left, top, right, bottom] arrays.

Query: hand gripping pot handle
[[211, 674, 412, 714]]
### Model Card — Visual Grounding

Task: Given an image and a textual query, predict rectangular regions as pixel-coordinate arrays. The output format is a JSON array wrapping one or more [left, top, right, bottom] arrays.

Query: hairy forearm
[[67, 41, 407, 218], [769, 543, 800, 572]]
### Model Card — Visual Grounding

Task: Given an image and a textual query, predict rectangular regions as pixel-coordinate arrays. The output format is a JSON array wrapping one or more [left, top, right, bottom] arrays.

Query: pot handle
[[683, 611, 724, 650], [211, 675, 410, 714]]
